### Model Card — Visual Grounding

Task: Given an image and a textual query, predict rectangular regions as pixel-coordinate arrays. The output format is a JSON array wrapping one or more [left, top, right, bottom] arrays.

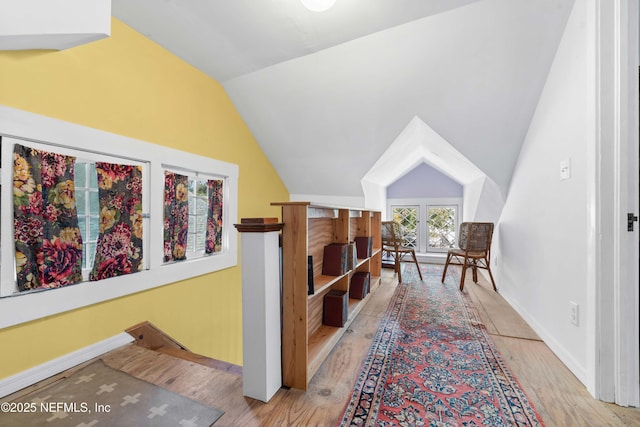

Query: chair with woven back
[[441, 222, 497, 291], [381, 221, 423, 283]]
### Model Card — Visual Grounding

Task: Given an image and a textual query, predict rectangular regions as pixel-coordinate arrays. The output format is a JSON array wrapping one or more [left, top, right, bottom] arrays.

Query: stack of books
[[354, 236, 373, 259], [323, 290, 348, 327], [349, 271, 370, 300], [322, 243, 349, 276]]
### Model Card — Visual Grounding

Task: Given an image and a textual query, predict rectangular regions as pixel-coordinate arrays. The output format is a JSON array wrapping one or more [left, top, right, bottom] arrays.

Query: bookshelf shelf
[[272, 201, 382, 390], [309, 275, 342, 298]]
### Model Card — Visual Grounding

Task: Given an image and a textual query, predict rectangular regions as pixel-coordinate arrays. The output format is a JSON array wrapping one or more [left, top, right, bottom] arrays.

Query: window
[[391, 206, 419, 250], [388, 198, 462, 254], [4, 142, 148, 292], [188, 178, 209, 255], [427, 206, 457, 251], [163, 169, 226, 262], [74, 162, 100, 274], [0, 106, 239, 329]]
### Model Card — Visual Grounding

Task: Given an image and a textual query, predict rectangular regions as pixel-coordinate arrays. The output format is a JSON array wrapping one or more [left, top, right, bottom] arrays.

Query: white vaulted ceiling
[[112, 0, 576, 199]]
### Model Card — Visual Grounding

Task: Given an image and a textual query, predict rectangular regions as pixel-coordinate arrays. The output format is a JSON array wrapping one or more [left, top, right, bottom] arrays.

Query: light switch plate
[[560, 158, 571, 180]]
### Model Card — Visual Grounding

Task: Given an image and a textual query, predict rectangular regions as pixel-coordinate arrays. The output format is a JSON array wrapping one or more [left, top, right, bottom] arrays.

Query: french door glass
[[390, 203, 459, 253], [427, 206, 457, 251], [391, 206, 420, 251]]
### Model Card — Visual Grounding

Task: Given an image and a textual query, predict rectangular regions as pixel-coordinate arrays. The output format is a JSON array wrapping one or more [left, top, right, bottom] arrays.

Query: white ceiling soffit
[[224, 0, 575, 198], [111, 0, 482, 82], [362, 116, 485, 189]]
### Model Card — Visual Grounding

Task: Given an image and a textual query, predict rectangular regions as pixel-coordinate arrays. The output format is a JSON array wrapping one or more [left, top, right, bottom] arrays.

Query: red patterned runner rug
[[337, 264, 544, 426]]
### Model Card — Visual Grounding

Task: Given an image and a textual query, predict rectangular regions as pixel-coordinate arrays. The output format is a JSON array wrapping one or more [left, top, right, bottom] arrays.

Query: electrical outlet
[[569, 301, 579, 326]]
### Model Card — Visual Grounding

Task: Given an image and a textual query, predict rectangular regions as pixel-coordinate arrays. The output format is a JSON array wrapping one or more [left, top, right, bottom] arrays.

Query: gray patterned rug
[[1, 360, 223, 426]]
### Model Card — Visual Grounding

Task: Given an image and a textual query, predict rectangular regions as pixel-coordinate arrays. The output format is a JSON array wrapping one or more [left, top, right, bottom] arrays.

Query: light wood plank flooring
[[464, 271, 640, 427], [6, 266, 640, 426]]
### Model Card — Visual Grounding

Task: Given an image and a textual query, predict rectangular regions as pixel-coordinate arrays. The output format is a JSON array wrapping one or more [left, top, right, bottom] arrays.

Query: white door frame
[[590, 0, 639, 406]]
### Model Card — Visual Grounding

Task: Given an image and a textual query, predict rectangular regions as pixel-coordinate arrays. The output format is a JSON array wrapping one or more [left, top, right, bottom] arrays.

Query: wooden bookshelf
[[272, 202, 382, 390]]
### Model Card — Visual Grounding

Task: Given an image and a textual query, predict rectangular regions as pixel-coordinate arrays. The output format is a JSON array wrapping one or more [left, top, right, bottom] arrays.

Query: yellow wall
[[0, 18, 289, 377]]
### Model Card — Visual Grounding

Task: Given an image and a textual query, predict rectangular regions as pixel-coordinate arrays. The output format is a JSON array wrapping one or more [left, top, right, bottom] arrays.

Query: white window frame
[[0, 106, 238, 329], [5, 142, 150, 287], [387, 197, 463, 254], [162, 166, 227, 262]]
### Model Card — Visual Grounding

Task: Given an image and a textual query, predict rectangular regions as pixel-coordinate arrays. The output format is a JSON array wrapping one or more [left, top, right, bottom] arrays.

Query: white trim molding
[[0, 333, 134, 398], [589, 0, 639, 406]]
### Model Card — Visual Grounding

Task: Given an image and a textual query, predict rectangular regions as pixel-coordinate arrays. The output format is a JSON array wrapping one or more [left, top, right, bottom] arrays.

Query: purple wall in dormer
[[386, 162, 463, 198]]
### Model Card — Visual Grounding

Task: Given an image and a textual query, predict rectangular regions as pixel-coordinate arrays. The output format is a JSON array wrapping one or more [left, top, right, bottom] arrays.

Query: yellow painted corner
[[0, 17, 288, 378]]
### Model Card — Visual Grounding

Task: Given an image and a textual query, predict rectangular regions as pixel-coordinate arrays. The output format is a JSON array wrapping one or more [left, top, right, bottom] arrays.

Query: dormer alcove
[[361, 116, 504, 223]]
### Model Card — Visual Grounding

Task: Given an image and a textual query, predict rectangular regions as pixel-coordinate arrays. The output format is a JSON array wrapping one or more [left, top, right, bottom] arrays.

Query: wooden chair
[[441, 222, 497, 291], [381, 221, 423, 283]]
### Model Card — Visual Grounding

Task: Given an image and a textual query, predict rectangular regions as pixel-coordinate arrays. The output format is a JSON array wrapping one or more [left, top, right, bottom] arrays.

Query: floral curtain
[[13, 144, 83, 291], [163, 172, 189, 262], [89, 162, 144, 281], [205, 179, 224, 254]]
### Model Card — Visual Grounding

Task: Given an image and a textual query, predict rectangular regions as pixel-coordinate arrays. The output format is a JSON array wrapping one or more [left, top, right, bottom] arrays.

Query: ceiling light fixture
[[301, 0, 337, 12]]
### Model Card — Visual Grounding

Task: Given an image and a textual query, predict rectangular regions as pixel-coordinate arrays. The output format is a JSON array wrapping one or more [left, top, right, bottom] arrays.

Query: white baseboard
[[416, 253, 446, 264], [500, 291, 588, 387], [0, 332, 134, 398]]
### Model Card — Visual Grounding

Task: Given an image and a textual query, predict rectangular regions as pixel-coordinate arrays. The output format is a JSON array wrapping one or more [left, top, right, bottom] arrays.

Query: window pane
[[428, 207, 456, 249], [196, 180, 208, 197], [89, 217, 100, 241], [392, 207, 419, 250], [196, 215, 207, 253], [75, 163, 86, 186], [196, 197, 207, 216], [78, 217, 86, 238], [187, 233, 195, 253], [89, 163, 98, 188], [89, 191, 99, 213], [188, 214, 195, 231], [86, 242, 96, 270], [195, 233, 206, 251], [196, 215, 207, 234], [76, 190, 86, 215], [81, 244, 88, 270]]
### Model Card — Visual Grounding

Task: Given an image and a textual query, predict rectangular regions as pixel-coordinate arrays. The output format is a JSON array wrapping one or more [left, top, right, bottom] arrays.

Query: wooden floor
[[8, 266, 640, 426]]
